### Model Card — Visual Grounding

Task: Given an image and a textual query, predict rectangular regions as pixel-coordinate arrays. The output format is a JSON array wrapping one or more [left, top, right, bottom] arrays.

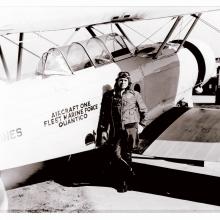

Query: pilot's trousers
[[110, 123, 138, 184], [113, 123, 138, 164]]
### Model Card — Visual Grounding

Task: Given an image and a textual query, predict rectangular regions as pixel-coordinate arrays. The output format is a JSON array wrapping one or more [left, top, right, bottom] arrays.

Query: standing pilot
[[97, 71, 148, 192]]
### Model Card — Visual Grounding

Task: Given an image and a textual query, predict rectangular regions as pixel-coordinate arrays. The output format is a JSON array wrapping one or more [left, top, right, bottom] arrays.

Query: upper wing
[[0, 6, 219, 35], [142, 107, 220, 163]]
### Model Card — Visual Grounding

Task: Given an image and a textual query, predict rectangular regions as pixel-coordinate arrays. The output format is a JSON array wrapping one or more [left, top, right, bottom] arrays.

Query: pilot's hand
[[101, 131, 108, 145], [138, 124, 144, 134]]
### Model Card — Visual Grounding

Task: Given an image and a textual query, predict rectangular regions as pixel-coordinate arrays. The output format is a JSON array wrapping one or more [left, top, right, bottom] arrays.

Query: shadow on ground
[[132, 161, 220, 206], [23, 146, 220, 207]]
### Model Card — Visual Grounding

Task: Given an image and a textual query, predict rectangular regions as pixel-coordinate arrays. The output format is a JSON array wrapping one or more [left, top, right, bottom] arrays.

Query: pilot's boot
[[125, 153, 136, 177], [116, 180, 128, 193]]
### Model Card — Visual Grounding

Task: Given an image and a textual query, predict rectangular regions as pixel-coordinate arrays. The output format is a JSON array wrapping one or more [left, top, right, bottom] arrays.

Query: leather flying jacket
[[97, 88, 148, 144]]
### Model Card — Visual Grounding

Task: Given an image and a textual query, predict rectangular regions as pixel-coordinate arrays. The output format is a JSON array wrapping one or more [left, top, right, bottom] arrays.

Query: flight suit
[[97, 88, 148, 192]]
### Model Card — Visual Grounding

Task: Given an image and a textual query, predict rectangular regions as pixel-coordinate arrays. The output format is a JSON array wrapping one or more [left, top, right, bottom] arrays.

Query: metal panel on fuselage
[[116, 52, 180, 121]]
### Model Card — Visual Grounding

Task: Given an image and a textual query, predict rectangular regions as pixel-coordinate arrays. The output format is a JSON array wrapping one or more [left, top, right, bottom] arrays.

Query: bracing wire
[[198, 17, 220, 34], [172, 16, 194, 40], [34, 32, 59, 47], [122, 19, 174, 47], [62, 28, 80, 46], [91, 26, 104, 35], [122, 23, 155, 44], [1, 36, 41, 59], [137, 18, 175, 47]]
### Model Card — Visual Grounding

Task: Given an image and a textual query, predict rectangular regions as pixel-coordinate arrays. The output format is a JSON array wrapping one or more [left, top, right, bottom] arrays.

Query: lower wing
[[135, 107, 220, 163]]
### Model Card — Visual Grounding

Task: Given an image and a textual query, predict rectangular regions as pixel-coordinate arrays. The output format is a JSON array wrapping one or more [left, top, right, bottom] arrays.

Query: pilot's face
[[117, 78, 129, 90]]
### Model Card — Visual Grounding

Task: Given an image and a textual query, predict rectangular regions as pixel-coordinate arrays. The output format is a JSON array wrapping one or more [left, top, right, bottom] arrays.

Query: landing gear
[[176, 100, 188, 107]]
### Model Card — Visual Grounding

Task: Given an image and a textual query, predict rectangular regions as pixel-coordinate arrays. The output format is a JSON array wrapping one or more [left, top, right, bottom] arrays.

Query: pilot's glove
[[138, 124, 144, 134], [101, 131, 108, 145]]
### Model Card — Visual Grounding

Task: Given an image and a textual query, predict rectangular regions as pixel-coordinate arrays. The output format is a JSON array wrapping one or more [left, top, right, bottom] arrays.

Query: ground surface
[[7, 156, 220, 213], [7, 180, 220, 213]]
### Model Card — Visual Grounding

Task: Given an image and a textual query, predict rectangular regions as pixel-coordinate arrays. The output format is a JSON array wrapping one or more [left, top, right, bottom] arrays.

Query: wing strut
[[175, 13, 202, 53], [115, 23, 135, 47], [153, 16, 182, 59], [0, 46, 10, 80], [17, 33, 24, 81], [86, 26, 96, 37]]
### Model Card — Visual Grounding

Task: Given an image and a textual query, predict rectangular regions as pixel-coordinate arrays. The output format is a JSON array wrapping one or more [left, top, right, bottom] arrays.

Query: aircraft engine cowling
[[173, 39, 216, 87], [171, 39, 216, 106]]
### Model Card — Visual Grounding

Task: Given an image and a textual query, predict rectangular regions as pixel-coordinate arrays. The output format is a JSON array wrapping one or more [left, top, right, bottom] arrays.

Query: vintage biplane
[[0, 6, 220, 210]]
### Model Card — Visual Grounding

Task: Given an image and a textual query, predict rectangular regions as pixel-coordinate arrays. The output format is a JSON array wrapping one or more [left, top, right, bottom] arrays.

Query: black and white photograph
[[1, 0, 220, 216]]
